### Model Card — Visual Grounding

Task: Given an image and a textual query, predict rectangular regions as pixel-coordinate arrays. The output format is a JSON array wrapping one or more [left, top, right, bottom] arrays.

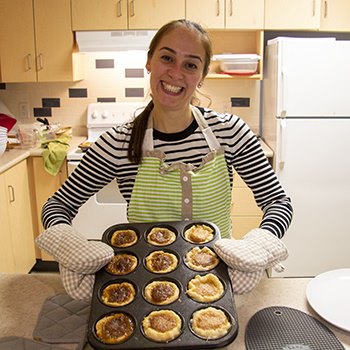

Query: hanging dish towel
[[41, 133, 71, 176]]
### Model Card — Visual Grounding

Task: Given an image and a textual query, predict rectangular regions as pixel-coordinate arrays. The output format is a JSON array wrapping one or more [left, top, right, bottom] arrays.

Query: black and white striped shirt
[[42, 107, 293, 238]]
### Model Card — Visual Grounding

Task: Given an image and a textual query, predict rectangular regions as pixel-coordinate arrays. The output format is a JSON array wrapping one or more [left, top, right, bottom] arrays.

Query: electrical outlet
[[19, 102, 30, 119]]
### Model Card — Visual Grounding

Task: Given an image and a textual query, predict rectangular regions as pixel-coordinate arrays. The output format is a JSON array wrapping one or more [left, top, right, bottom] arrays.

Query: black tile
[[231, 97, 250, 107], [0, 83, 6, 89], [34, 107, 52, 117], [42, 98, 60, 108], [125, 68, 144, 78], [69, 88, 88, 98], [97, 97, 116, 103], [96, 59, 115, 69], [125, 88, 144, 98]]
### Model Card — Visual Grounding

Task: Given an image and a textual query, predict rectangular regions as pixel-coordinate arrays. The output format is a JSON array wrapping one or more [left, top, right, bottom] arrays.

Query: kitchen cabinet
[[0, 0, 83, 83], [186, 0, 264, 29], [265, 0, 350, 31], [27, 157, 67, 261], [0, 160, 36, 273], [71, 0, 185, 30], [319, 0, 350, 31], [231, 171, 262, 239], [207, 30, 264, 80]]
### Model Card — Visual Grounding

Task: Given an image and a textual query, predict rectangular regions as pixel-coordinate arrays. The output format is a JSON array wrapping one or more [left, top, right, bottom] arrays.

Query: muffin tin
[[87, 220, 238, 350]]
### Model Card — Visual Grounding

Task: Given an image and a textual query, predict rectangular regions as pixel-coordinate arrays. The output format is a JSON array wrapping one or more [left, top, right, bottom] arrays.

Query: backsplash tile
[[125, 88, 144, 98], [69, 88, 88, 98], [96, 59, 115, 69], [125, 68, 144, 78], [34, 107, 52, 117], [42, 98, 60, 108], [97, 97, 117, 103]]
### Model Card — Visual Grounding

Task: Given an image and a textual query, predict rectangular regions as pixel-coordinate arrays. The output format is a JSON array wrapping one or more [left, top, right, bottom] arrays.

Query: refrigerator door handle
[[281, 68, 288, 116], [279, 118, 287, 170]]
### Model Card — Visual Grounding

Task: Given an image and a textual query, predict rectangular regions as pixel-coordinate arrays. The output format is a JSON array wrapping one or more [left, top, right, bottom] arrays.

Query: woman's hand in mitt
[[214, 228, 288, 273], [35, 223, 114, 274]]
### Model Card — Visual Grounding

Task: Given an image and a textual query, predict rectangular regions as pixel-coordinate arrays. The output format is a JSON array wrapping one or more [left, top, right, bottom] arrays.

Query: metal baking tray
[[87, 220, 238, 350]]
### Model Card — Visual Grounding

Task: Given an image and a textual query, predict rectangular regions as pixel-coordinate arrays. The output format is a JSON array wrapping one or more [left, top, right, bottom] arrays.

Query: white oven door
[[67, 161, 128, 240]]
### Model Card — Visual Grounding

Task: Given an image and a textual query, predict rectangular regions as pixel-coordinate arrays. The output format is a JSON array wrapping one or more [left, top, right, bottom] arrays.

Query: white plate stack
[[0, 126, 8, 157]]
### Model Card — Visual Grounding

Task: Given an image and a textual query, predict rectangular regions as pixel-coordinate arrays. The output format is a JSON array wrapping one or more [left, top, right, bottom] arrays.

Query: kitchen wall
[[0, 50, 260, 136]]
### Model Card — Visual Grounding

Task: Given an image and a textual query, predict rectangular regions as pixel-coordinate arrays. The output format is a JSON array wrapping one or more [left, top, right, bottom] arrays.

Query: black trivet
[[245, 306, 345, 350]]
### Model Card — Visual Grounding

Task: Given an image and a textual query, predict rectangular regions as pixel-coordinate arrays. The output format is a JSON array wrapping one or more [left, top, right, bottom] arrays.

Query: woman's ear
[[145, 60, 151, 73]]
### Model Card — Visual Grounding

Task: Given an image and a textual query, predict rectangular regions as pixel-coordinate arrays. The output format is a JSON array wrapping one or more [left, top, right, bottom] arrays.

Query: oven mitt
[[59, 264, 95, 301], [214, 228, 288, 294], [36, 223, 114, 274]]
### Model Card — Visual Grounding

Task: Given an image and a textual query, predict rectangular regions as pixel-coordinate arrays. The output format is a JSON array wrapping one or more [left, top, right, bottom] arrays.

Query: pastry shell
[[185, 246, 220, 271], [191, 307, 231, 339], [145, 250, 178, 274], [144, 280, 180, 305], [187, 273, 224, 302], [184, 224, 214, 243], [142, 310, 182, 342]]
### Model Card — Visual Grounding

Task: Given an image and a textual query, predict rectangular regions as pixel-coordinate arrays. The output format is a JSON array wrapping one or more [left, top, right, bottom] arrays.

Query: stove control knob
[[91, 111, 100, 119], [102, 110, 109, 119]]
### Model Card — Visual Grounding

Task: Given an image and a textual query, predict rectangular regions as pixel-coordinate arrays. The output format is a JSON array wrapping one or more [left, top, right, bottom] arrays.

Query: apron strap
[[142, 105, 221, 153]]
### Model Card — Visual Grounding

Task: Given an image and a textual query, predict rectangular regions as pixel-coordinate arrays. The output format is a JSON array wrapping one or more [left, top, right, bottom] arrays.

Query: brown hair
[[127, 19, 212, 164]]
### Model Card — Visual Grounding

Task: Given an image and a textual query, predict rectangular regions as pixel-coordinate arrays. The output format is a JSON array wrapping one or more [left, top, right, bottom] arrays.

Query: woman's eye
[[160, 55, 173, 63], [185, 62, 199, 71]]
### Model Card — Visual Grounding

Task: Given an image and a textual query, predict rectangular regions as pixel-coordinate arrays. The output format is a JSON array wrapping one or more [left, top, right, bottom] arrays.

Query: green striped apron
[[127, 106, 232, 238]]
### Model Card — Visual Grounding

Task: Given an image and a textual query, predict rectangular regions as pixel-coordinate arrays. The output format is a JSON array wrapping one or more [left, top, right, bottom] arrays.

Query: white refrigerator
[[262, 37, 350, 277]]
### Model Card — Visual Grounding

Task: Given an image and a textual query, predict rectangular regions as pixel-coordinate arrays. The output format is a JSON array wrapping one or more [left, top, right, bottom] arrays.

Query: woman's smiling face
[[146, 26, 206, 112]]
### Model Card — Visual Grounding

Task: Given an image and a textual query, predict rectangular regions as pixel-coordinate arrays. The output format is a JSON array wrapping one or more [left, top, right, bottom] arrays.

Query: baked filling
[[144, 280, 179, 305], [185, 246, 219, 271], [95, 313, 135, 344], [145, 251, 178, 274], [187, 273, 224, 302], [184, 224, 214, 243], [191, 307, 231, 339], [111, 229, 138, 248], [142, 310, 182, 342], [105, 254, 138, 275], [101, 282, 136, 307], [146, 227, 176, 246]]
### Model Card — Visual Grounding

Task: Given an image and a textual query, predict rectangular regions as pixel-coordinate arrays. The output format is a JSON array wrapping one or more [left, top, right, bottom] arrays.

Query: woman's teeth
[[162, 82, 182, 94]]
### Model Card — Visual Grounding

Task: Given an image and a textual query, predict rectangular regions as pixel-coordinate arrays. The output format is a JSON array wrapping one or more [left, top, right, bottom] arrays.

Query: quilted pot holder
[[33, 294, 90, 349]]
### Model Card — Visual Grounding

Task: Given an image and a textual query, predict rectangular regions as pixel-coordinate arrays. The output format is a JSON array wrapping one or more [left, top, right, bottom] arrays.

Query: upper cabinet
[[72, 0, 185, 30], [265, 0, 350, 31], [128, 0, 185, 29], [186, 0, 264, 29], [72, 0, 128, 30], [0, 0, 83, 83], [319, 0, 350, 31]]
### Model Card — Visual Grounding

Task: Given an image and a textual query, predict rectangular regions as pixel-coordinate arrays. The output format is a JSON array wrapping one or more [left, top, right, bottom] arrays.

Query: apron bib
[[127, 106, 232, 238]]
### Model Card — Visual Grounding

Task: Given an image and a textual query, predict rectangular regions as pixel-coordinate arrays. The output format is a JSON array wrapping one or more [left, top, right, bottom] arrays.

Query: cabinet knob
[[8, 185, 15, 203]]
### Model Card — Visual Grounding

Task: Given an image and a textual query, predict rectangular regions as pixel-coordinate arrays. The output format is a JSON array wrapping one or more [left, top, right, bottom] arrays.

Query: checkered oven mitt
[[36, 223, 114, 300], [214, 228, 288, 294]]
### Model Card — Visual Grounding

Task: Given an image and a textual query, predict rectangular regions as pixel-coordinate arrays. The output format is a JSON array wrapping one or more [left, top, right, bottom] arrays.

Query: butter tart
[[95, 312, 135, 344], [145, 251, 178, 274], [185, 246, 219, 271], [105, 253, 138, 275], [144, 280, 180, 305], [111, 229, 138, 248], [146, 227, 176, 246], [142, 310, 182, 342], [187, 273, 224, 302], [101, 282, 136, 307], [184, 224, 214, 243], [191, 307, 231, 339]]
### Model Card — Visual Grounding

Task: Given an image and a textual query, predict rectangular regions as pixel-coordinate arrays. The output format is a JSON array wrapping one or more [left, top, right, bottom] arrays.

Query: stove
[[66, 102, 145, 239], [67, 102, 145, 161]]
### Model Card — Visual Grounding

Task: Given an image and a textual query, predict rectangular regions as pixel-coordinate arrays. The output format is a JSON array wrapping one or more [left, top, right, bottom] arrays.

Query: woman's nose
[[167, 64, 183, 79]]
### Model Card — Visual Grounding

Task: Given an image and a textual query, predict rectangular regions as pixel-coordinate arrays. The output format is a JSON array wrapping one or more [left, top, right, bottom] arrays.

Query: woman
[[36, 19, 293, 301]]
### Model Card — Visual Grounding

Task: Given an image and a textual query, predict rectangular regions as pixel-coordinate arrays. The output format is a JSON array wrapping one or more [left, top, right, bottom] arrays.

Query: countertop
[[2, 274, 348, 350], [0, 137, 272, 174], [0, 136, 85, 174]]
